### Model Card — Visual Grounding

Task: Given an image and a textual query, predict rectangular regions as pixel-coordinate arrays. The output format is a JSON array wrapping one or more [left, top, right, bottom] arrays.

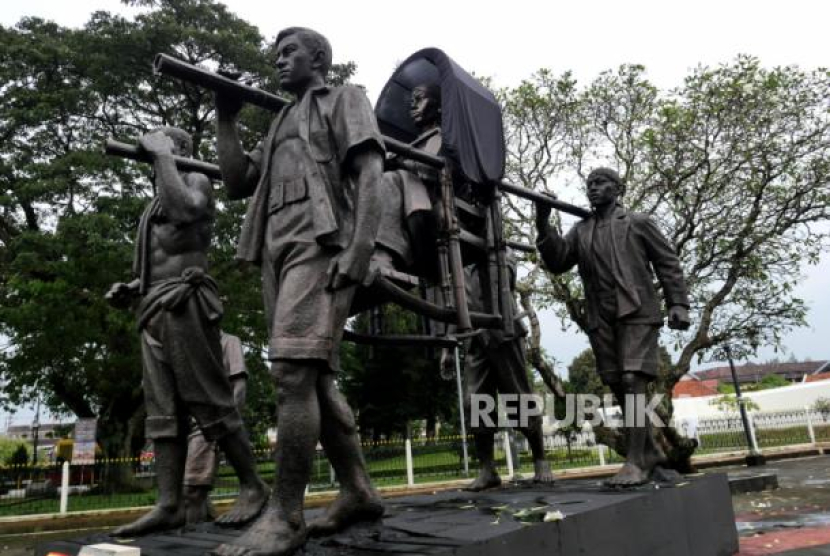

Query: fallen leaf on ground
[[544, 510, 565, 522]]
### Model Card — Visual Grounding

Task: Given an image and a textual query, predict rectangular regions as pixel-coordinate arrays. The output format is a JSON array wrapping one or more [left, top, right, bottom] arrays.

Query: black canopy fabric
[[375, 48, 505, 185]]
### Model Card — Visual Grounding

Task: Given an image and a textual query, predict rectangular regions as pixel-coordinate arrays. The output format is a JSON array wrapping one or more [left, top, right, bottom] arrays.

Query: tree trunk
[[96, 401, 145, 493], [517, 287, 565, 398], [594, 374, 698, 473], [426, 414, 437, 444]]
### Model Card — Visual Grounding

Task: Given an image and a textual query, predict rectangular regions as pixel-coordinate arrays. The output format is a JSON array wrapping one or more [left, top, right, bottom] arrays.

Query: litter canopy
[[375, 48, 505, 185]]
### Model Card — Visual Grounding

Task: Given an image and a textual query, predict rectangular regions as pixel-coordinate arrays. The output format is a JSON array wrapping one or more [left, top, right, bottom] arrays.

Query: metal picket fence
[[4, 409, 829, 518], [694, 408, 830, 454]]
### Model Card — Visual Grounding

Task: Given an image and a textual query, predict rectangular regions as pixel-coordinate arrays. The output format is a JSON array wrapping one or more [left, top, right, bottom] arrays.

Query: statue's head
[[153, 126, 193, 158], [410, 83, 441, 130], [586, 167, 624, 208], [274, 27, 332, 93]]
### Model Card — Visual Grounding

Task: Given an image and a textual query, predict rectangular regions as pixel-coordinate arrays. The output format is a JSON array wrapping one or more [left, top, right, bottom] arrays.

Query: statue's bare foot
[[604, 463, 651, 487], [215, 480, 268, 527], [210, 507, 305, 556], [532, 459, 556, 484], [307, 489, 385, 537], [605, 438, 667, 488], [645, 441, 668, 469], [111, 505, 185, 537], [464, 468, 502, 492]]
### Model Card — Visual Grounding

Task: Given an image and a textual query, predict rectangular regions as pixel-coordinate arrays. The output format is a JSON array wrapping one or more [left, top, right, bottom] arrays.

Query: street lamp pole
[[724, 345, 765, 467], [31, 397, 41, 466], [453, 344, 470, 476]]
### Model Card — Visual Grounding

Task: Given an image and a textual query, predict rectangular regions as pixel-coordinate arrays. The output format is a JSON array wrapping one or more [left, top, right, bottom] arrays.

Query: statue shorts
[[137, 267, 242, 441], [588, 293, 661, 385], [464, 335, 540, 433], [261, 197, 355, 373], [183, 332, 248, 488]]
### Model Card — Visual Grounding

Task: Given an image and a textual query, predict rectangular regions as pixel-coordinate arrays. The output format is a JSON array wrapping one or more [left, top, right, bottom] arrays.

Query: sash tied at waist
[[137, 267, 223, 330]]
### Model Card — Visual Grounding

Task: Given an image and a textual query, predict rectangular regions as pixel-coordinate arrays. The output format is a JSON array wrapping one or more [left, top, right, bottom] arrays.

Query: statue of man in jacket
[[212, 27, 384, 556], [535, 167, 690, 486]]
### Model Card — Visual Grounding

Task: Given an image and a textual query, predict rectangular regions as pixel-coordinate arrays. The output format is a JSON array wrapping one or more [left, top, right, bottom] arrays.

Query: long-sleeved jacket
[[536, 205, 689, 331]]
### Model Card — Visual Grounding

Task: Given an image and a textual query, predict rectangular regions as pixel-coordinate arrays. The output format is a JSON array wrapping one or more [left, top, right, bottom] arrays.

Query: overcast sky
[[2, 0, 829, 427]]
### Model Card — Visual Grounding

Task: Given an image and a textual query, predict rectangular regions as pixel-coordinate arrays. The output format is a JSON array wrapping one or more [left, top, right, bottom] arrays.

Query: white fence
[[5, 409, 829, 518], [679, 408, 830, 453]]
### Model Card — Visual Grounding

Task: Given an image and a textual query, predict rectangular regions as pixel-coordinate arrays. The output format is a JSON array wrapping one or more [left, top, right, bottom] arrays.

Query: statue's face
[[171, 137, 191, 158], [410, 86, 440, 128], [161, 132, 191, 158], [275, 35, 315, 93], [586, 175, 618, 208]]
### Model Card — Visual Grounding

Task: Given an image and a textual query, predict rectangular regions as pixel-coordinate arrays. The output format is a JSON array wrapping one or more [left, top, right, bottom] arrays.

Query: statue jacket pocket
[[269, 176, 309, 214], [310, 130, 335, 163]]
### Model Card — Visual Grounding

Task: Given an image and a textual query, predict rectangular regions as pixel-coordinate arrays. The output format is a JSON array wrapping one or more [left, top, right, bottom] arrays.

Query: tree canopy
[[500, 58, 829, 468], [2, 0, 828, 477], [502, 59, 830, 375], [565, 348, 607, 399], [0, 0, 351, 467]]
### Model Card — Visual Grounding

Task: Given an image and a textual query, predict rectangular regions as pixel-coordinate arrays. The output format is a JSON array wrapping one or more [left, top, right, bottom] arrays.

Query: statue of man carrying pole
[[211, 27, 385, 556], [534, 168, 690, 487], [105, 127, 267, 536]]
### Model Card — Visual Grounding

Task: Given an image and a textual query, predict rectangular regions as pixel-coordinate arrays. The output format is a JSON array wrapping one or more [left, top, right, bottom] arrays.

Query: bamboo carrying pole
[[104, 56, 592, 338], [106, 139, 588, 219], [104, 139, 223, 180], [150, 53, 592, 219]]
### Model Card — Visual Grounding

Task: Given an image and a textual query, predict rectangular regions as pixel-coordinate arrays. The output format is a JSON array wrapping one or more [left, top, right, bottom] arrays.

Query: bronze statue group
[[106, 27, 690, 556]]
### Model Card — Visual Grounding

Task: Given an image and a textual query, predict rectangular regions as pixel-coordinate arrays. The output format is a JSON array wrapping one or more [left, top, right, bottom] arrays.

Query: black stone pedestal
[[37, 473, 738, 556], [745, 453, 768, 467]]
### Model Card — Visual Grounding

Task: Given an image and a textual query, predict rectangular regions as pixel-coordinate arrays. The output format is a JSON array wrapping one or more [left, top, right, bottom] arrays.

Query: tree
[[500, 58, 830, 470], [813, 397, 830, 420], [710, 394, 760, 414], [515, 287, 566, 399], [566, 348, 607, 398], [0, 438, 31, 465], [0, 0, 357, 487], [7, 444, 30, 467], [720, 373, 791, 393], [0, 16, 155, 485], [756, 374, 791, 390]]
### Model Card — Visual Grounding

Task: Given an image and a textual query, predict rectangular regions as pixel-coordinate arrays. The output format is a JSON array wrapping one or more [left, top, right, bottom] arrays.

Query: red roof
[[806, 372, 830, 383], [672, 379, 720, 398], [693, 361, 827, 382]]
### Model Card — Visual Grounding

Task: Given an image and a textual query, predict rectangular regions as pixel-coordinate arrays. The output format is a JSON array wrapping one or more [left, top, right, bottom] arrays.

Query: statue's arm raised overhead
[[140, 131, 213, 224], [534, 195, 579, 274], [214, 95, 260, 200]]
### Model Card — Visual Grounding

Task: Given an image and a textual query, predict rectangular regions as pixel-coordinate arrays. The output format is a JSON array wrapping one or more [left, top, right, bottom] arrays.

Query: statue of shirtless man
[[105, 127, 267, 536]]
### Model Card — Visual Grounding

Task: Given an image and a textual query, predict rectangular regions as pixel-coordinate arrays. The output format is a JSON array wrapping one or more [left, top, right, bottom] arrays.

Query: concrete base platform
[[37, 473, 738, 556], [728, 471, 779, 494]]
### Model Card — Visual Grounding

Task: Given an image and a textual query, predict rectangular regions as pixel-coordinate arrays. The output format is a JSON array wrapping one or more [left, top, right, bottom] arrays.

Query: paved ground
[[4, 455, 830, 555], [728, 455, 830, 555]]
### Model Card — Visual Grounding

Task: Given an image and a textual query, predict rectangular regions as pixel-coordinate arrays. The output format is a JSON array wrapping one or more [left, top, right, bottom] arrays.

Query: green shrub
[[1, 439, 31, 466]]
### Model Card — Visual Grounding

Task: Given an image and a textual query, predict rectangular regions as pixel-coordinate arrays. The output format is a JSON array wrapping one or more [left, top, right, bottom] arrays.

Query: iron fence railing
[[3, 409, 826, 518]]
